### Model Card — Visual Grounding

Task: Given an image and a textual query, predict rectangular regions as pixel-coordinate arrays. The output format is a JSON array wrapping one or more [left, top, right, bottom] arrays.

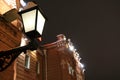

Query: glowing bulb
[[79, 63, 84, 69], [69, 45, 74, 51]]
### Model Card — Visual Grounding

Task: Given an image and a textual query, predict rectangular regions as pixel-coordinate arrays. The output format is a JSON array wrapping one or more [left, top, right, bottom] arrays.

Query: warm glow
[[4, 0, 16, 8], [37, 37, 42, 41], [0, 0, 11, 14], [20, 52, 25, 56]]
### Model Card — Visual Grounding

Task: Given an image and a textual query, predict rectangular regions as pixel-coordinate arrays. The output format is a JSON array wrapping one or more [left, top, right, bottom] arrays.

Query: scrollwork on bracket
[[0, 51, 21, 71]]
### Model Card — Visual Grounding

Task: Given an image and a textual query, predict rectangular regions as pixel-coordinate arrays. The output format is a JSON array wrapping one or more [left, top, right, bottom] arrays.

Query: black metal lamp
[[19, 5, 46, 40], [0, 3, 46, 71]]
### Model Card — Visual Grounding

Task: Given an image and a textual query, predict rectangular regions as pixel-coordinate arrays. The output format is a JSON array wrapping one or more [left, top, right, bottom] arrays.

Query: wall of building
[[0, 14, 22, 80], [46, 47, 62, 80], [0, 1, 45, 80], [0, 1, 85, 80], [0, 0, 23, 80], [44, 35, 85, 80], [0, 16, 22, 51], [0, 62, 15, 80], [15, 50, 40, 80], [45, 43, 77, 80]]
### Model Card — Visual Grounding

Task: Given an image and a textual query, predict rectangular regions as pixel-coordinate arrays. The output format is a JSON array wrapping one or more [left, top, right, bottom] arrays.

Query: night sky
[[25, 0, 120, 80]]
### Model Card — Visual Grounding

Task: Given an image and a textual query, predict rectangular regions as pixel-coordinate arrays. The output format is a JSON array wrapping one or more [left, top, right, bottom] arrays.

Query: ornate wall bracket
[[0, 39, 39, 72]]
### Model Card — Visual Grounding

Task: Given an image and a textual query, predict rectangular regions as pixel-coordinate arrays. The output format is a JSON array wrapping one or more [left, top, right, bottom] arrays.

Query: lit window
[[36, 62, 40, 74], [67, 63, 74, 75], [68, 65, 72, 74], [25, 54, 30, 69]]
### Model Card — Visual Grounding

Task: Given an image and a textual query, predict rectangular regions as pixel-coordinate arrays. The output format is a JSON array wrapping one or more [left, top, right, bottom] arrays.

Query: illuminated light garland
[[67, 39, 85, 72]]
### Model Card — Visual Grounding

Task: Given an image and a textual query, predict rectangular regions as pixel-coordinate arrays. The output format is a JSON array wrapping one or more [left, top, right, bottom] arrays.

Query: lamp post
[[0, 3, 46, 71]]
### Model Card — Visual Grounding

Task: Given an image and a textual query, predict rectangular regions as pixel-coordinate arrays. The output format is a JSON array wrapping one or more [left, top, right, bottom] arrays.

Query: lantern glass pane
[[36, 10, 45, 35], [21, 9, 36, 32]]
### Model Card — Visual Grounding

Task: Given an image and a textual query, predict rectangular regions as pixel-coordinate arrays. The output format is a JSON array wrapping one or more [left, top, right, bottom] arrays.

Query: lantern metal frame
[[19, 5, 47, 40]]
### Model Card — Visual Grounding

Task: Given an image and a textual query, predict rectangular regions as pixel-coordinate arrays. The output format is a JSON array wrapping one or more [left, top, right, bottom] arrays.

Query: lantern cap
[[22, 2, 37, 11]]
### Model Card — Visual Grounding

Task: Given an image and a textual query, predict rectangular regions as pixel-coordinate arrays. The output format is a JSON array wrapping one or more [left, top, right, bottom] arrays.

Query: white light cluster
[[68, 39, 76, 51], [79, 62, 84, 69], [76, 53, 85, 72], [67, 39, 85, 72], [69, 45, 74, 51]]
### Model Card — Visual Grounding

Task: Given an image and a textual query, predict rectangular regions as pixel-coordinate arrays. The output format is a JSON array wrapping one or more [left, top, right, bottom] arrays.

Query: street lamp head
[[19, 5, 46, 40]]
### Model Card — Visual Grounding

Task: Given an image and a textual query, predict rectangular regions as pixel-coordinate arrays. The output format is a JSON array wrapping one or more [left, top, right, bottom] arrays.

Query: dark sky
[[25, 0, 120, 80]]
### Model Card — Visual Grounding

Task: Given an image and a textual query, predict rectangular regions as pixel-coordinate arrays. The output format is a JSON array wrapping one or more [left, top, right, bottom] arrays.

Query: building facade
[[0, 0, 85, 80], [44, 34, 85, 80]]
